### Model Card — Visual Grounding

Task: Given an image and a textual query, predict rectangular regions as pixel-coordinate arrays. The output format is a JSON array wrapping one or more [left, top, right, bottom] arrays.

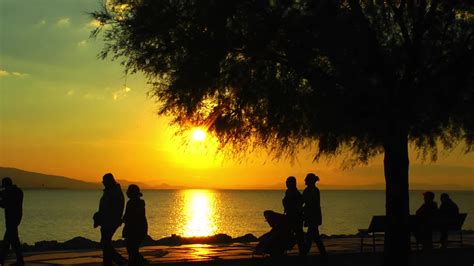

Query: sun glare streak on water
[[181, 190, 217, 237]]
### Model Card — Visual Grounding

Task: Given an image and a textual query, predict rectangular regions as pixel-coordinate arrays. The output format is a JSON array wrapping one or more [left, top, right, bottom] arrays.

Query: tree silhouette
[[92, 0, 473, 264]]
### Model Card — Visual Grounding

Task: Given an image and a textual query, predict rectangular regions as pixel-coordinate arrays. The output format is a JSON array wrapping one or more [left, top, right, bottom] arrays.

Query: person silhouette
[[415, 191, 438, 250], [256, 210, 292, 257], [93, 173, 126, 266], [439, 193, 459, 248], [122, 185, 148, 266], [282, 176, 306, 256], [0, 177, 24, 266], [302, 173, 328, 261]]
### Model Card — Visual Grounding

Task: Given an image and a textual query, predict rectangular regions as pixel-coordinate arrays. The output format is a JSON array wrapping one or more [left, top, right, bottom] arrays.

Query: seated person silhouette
[[415, 191, 438, 249], [438, 193, 459, 248], [255, 210, 294, 257]]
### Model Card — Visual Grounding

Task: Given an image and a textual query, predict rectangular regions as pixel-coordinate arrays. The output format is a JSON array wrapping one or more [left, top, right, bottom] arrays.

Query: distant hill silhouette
[[1, 166, 470, 190], [0, 167, 155, 190]]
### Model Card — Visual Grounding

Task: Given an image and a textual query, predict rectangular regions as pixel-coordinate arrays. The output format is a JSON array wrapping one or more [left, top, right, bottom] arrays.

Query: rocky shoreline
[[11, 229, 474, 252], [19, 233, 258, 252]]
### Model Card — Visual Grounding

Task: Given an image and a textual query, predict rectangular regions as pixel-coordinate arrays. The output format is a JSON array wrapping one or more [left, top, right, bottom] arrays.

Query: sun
[[191, 128, 206, 141]]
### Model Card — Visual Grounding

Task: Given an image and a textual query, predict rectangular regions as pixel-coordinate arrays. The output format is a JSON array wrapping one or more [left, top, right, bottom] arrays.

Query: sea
[[0, 189, 472, 245]]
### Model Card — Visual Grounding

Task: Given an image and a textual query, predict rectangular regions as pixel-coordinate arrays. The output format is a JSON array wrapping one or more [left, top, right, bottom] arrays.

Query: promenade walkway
[[6, 234, 474, 265]]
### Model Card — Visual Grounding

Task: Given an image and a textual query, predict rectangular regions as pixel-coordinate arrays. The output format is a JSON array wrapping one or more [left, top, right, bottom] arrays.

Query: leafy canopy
[[92, 0, 473, 163]]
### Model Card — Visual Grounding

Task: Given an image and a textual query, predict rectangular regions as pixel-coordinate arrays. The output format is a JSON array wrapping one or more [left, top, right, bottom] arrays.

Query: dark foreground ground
[[4, 234, 474, 265], [165, 248, 474, 266]]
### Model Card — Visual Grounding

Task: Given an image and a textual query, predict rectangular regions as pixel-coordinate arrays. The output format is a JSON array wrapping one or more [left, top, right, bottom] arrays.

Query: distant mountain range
[[0, 167, 471, 190], [0, 167, 158, 190]]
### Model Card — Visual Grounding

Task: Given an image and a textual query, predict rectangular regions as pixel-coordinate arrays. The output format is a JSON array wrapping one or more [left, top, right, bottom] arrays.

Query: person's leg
[[304, 226, 314, 254], [313, 226, 328, 257], [426, 225, 433, 249], [136, 236, 145, 263], [100, 227, 113, 266], [108, 227, 126, 265], [8, 225, 24, 264], [420, 224, 433, 250], [0, 230, 12, 265], [292, 223, 306, 256], [439, 222, 448, 248], [127, 238, 142, 266], [126, 239, 136, 265]]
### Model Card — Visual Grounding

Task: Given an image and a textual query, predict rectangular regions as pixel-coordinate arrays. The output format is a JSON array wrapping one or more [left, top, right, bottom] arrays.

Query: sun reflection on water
[[182, 190, 218, 237]]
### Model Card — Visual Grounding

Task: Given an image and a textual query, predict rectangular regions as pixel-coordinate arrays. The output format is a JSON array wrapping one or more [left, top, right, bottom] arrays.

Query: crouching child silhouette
[[122, 185, 148, 266]]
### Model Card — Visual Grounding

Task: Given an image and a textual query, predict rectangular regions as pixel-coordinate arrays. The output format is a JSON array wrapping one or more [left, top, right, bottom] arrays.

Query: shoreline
[[14, 230, 474, 253]]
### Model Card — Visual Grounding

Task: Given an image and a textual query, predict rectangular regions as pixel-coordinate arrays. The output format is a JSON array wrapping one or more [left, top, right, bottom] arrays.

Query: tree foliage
[[92, 0, 473, 163]]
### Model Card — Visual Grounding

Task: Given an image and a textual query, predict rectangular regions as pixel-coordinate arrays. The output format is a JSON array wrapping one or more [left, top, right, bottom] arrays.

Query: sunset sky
[[1, 0, 473, 190]]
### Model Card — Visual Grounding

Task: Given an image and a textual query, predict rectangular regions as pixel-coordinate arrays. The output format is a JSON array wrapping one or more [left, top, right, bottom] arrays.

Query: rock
[[34, 240, 60, 251], [142, 234, 157, 246], [62, 236, 99, 250], [182, 234, 233, 244], [210, 233, 233, 244], [462, 229, 474, 235], [232, 233, 258, 243], [155, 234, 182, 246], [112, 238, 125, 247]]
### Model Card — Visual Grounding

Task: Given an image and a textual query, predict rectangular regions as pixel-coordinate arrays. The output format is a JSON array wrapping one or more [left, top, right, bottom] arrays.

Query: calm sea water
[[0, 189, 472, 244]]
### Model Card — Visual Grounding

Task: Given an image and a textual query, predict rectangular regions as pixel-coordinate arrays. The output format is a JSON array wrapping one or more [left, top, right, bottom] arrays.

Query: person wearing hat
[[94, 173, 126, 266], [302, 173, 327, 261], [415, 191, 438, 249], [122, 184, 148, 265], [0, 177, 24, 265]]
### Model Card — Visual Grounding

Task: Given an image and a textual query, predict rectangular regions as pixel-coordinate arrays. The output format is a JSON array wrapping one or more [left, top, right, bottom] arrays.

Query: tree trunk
[[383, 126, 410, 266]]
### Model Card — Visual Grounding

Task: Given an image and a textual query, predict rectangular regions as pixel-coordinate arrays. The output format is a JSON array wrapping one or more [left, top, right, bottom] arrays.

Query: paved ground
[[4, 235, 474, 265]]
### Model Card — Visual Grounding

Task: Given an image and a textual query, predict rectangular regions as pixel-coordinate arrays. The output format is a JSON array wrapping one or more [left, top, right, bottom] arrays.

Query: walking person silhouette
[[0, 177, 24, 266], [302, 173, 328, 261], [122, 185, 148, 265], [282, 176, 306, 256], [93, 173, 127, 266]]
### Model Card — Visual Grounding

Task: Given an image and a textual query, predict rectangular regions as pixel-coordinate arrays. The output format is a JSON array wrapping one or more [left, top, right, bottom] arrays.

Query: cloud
[[56, 17, 70, 27], [35, 19, 47, 27], [113, 86, 131, 100], [0, 69, 29, 78], [0, 70, 9, 77], [77, 40, 87, 47], [84, 93, 104, 100]]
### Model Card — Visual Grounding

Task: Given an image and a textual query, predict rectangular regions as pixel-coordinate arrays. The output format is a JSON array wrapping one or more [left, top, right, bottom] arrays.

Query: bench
[[412, 213, 467, 250], [358, 215, 386, 253], [358, 213, 467, 253]]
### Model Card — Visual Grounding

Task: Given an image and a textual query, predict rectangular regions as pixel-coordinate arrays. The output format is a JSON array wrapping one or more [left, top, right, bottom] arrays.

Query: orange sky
[[1, 0, 473, 190]]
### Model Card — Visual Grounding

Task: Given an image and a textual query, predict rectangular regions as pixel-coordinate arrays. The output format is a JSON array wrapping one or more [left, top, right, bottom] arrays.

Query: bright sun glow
[[191, 128, 207, 141]]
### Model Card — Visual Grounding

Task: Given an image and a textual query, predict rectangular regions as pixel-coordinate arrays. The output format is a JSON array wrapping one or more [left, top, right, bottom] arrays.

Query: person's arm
[[122, 201, 130, 223], [315, 188, 321, 207], [282, 192, 288, 214], [0, 191, 6, 208], [118, 189, 125, 218]]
